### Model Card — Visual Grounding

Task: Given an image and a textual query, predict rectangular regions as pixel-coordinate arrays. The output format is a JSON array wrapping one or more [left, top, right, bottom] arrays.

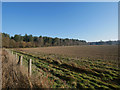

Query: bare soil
[[15, 45, 118, 61]]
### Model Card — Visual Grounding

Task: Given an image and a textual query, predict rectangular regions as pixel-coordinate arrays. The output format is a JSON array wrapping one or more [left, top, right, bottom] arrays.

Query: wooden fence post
[[20, 56, 23, 66], [28, 59, 32, 77], [18, 55, 23, 66], [12, 51, 13, 55], [16, 53, 17, 59]]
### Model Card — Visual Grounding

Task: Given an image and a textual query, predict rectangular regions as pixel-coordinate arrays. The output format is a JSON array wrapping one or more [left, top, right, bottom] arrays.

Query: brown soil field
[[12, 45, 120, 88], [15, 45, 118, 61]]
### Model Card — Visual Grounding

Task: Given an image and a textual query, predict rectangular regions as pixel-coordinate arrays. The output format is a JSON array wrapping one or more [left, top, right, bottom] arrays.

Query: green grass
[[12, 50, 120, 89]]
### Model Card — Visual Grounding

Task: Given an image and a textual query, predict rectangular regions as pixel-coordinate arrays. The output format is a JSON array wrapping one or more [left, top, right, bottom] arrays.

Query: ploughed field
[[12, 45, 120, 89]]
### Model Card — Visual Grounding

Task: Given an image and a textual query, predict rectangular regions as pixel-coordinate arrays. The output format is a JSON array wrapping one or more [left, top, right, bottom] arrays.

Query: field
[[15, 45, 118, 61], [12, 45, 120, 89]]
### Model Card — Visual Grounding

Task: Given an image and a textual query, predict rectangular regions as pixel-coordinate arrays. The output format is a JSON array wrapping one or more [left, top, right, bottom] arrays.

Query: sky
[[2, 2, 118, 42]]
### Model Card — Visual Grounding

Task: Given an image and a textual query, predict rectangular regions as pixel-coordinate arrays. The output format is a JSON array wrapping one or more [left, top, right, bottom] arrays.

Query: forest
[[2, 33, 87, 48], [1, 33, 118, 48]]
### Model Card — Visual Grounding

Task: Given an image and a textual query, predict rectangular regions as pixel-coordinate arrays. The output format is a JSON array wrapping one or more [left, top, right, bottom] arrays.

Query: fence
[[11, 50, 32, 77]]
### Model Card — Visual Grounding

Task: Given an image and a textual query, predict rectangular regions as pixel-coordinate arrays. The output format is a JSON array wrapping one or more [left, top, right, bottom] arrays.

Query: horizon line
[[1, 32, 118, 42]]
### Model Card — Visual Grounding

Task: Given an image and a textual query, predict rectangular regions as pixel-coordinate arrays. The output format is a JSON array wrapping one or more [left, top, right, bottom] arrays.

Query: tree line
[[2, 33, 87, 48], [88, 40, 118, 45]]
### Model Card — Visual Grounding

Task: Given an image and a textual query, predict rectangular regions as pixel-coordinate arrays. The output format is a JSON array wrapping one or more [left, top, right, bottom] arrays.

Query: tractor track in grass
[[12, 50, 120, 89]]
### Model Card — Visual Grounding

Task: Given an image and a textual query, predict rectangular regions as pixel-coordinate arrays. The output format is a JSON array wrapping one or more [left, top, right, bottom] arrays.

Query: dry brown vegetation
[[2, 48, 51, 89]]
